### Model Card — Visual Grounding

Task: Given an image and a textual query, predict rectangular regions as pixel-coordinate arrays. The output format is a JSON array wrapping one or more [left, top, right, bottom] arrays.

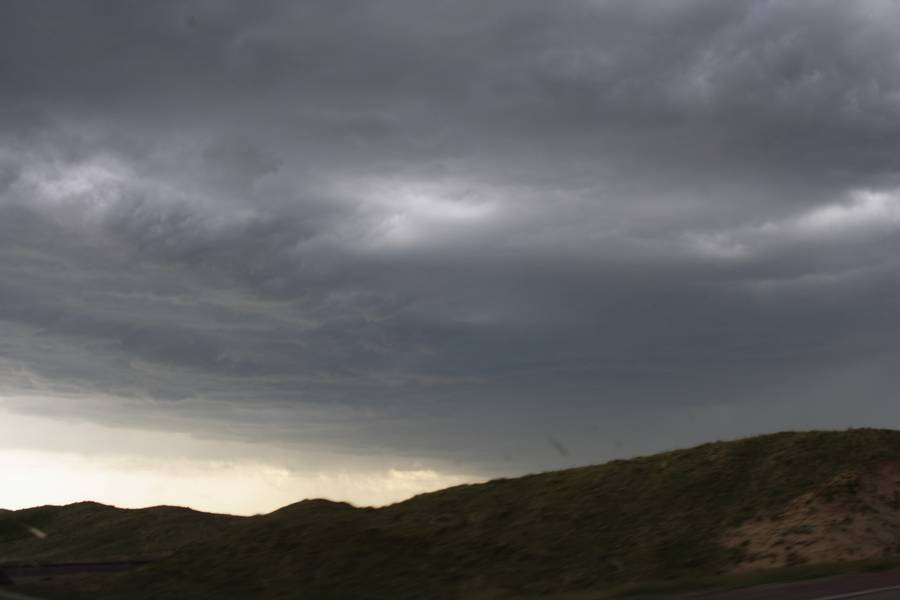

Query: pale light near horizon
[[0, 410, 480, 516]]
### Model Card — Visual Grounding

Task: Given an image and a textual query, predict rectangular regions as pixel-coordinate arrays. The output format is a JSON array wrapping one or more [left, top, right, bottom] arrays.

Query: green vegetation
[[0, 501, 237, 563], [6, 429, 900, 599]]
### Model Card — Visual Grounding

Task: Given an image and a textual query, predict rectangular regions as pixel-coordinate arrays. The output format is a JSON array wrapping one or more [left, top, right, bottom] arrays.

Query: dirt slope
[[724, 461, 900, 571]]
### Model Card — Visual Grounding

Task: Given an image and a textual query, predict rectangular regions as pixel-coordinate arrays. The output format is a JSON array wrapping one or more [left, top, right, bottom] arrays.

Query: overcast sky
[[1, 0, 899, 513]]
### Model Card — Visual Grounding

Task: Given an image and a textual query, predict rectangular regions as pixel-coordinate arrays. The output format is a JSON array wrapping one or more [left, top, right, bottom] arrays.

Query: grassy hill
[[0, 501, 237, 563], [7, 429, 900, 599]]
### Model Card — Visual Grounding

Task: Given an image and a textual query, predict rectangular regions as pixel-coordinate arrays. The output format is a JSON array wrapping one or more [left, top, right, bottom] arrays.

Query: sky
[[1, 0, 899, 515]]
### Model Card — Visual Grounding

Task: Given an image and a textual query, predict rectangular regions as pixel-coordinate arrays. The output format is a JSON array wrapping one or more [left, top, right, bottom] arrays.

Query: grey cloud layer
[[1, 0, 898, 471]]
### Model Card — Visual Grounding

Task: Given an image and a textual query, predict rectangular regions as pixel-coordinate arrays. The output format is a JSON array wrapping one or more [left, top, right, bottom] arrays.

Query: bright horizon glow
[[0, 409, 480, 516]]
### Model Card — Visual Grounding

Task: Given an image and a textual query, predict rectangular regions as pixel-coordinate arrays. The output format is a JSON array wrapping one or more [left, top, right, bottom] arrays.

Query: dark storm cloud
[[1, 0, 899, 471]]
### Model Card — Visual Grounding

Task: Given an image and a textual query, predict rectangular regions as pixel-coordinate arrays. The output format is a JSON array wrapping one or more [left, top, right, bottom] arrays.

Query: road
[[829, 592, 900, 599], [688, 570, 900, 600], [691, 586, 900, 600]]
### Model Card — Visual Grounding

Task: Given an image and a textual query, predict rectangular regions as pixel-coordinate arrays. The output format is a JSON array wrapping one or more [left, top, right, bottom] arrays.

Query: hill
[[7, 429, 900, 599], [0, 501, 237, 563]]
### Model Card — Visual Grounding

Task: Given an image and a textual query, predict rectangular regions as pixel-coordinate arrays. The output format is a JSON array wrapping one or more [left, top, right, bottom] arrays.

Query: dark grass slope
[[0, 501, 238, 563], [9, 429, 900, 600]]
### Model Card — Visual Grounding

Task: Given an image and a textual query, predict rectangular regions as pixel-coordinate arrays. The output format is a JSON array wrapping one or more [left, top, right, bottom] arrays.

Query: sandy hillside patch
[[724, 461, 900, 572]]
